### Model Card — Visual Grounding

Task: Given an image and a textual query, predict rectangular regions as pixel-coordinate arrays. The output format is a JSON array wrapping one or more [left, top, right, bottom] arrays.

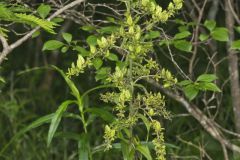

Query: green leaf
[[95, 67, 111, 81], [85, 108, 115, 122], [62, 32, 72, 43], [178, 25, 189, 32], [137, 114, 151, 133], [81, 25, 96, 32], [211, 27, 229, 42], [42, 40, 64, 51], [52, 66, 81, 100], [37, 4, 51, 19], [183, 85, 199, 101], [173, 40, 192, 52], [235, 26, 240, 34], [92, 58, 103, 69], [136, 145, 152, 160], [51, 17, 64, 23], [107, 53, 118, 61], [121, 141, 129, 160], [204, 20, 216, 31], [78, 133, 90, 160], [16, 13, 57, 34], [178, 80, 192, 86], [199, 34, 209, 41], [199, 82, 221, 92], [231, 40, 240, 50], [106, 17, 115, 22], [74, 46, 90, 57], [174, 31, 191, 39], [144, 31, 160, 39], [86, 35, 98, 46], [98, 26, 119, 34], [61, 46, 69, 53], [0, 76, 5, 83], [159, 39, 170, 46], [116, 61, 127, 69], [32, 30, 40, 38], [47, 100, 74, 146], [196, 74, 218, 82]]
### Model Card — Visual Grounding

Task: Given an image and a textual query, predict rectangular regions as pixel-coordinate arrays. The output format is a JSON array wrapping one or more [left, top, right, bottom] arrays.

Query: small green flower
[[104, 125, 116, 150]]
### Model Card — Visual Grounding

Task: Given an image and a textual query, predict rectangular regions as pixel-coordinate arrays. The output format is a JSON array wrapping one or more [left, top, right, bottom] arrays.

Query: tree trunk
[[225, 0, 240, 133]]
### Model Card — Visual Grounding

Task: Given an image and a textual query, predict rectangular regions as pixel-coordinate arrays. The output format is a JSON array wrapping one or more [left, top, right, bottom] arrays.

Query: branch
[[0, 0, 85, 65], [146, 79, 240, 153], [227, 0, 240, 25], [225, 0, 240, 133], [0, 35, 9, 50]]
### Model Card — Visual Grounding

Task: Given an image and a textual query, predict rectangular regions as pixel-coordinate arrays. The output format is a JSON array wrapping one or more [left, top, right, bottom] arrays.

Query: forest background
[[1, 0, 240, 159]]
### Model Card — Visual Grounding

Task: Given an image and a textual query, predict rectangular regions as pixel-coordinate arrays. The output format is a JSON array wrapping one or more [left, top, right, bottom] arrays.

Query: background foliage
[[1, 0, 240, 159]]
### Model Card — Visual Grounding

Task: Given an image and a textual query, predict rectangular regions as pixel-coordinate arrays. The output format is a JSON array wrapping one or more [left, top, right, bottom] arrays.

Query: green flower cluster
[[137, 0, 183, 22], [103, 125, 116, 150], [156, 68, 178, 88], [140, 92, 170, 119], [66, 0, 182, 159], [67, 55, 88, 76], [152, 120, 166, 160], [67, 34, 116, 77]]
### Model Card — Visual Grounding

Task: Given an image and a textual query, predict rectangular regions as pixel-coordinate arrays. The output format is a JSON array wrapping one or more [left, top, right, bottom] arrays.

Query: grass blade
[[47, 100, 74, 147], [0, 114, 54, 155]]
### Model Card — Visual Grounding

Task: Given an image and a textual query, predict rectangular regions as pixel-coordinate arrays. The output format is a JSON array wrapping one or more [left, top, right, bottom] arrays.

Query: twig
[[145, 78, 240, 154], [0, 35, 9, 50], [177, 135, 213, 160], [221, 142, 229, 160], [189, 0, 207, 77], [227, 0, 240, 25]]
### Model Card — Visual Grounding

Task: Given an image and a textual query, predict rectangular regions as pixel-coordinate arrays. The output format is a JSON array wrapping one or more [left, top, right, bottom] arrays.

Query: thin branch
[[221, 142, 229, 160], [145, 79, 240, 153], [0, 35, 9, 50], [189, 0, 207, 77], [227, 0, 240, 25]]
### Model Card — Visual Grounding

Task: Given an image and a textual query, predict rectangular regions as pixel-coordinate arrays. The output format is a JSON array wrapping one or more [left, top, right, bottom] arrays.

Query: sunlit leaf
[[174, 31, 191, 39], [199, 34, 209, 41], [42, 40, 64, 51], [144, 31, 160, 39], [173, 40, 192, 52], [178, 80, 192, 86], [93, 58, 103, 69], [204, 20, 216, 31], [211, 27, 229, 42], [183, 85, 199, 100], [87, 35, 98, 46], [98, 26, 119, 34], [37, 4, 51, 19], [62, 32, 72, 43], [107, 53, 118, 61], [231, 40, 240, 50], [196, 74, 218, 82], [199, 82, 221, 92]]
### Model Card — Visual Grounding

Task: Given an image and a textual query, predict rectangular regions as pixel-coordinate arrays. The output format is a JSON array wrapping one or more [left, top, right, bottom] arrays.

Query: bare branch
[[0, 35, 9, 50]]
